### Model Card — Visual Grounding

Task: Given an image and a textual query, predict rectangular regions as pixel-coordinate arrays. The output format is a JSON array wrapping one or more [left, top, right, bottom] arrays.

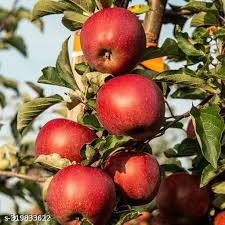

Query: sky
[[0, 0, 191, 214]]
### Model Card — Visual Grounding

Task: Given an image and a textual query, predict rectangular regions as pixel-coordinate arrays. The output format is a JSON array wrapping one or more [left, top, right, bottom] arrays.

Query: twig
[[0, 170, 47, 183], [143, 0, 168, 44], [165, 100, 175, 118]]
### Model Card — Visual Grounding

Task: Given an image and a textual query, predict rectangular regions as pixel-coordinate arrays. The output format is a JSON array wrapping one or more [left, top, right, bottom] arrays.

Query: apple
[[47, 165, 116, 225], [156, 173, 210, 222], [186, 120, 196, 139], [96, 74, 165, 141], [35, 118, 96, 162], [214, 211, 225, 225], [80, 8, 146, 75], [104, 151, 160, 205]]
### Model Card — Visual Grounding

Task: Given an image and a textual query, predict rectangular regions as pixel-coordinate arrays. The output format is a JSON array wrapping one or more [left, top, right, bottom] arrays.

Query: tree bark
[[143, 0, 168, 44]]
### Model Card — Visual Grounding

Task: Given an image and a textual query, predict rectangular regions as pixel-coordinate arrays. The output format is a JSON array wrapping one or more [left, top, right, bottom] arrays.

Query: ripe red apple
[[214, 211, 225, 225], [156, 173, 210, 221], [35, 118, 96, 162], [47, 165, 116, 225], [186, 120, 196, 139], [80, 8, 146, 75], [104, 151, 160, 205], [96, 74, 165, 141]]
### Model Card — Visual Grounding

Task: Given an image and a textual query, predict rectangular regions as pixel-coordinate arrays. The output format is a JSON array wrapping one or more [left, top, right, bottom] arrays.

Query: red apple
[[96, 74, 165, 141], [151, 214, 193, 225], [186, 120, 196, 139], [104, 151, 160, 205], [156, 173, 210, 221], [47, 165, 116, 225], [214, 211, 225, 225], [80, 8, 146, 75], [35, 118, 96, 162]]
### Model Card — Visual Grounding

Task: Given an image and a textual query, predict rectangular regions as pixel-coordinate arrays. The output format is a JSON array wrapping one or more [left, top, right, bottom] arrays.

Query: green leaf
[[35, 153, 72, 171], [4, 35, 27, 56], [201, 160, 225, 187], [32, 0, 82, 20], [128, 4, 150, 15], [38, 67, 68, 87], [113, 210, 141, 225], [191, 12, 219, 27], [213, 194, 225, 209], [62, 11, 88, 31], [175, 29, 205, 57], [56, 38, 79, 91], [67, 0, 96, 13], [182, 1, 218, 12], [0, 91, 6, 108], [78, 113, 103, 131], [142, 38, 182, 61], [26, 81, 44, 97], [171, 86, 206, 99], [17, 95, 63, 134], [215, 28, 225, 38], [155, 69, 219, 94], [165, 138, 200, 158], [81, 219, 93, 225], [190, 105, 225, 168], [212, 181, 225, 194], [99, 135, 132, 159], [74, 62, 90, 75], [0, 75, 18, 94], [132, 69, 157, 79], [161, 164, 186, 173]]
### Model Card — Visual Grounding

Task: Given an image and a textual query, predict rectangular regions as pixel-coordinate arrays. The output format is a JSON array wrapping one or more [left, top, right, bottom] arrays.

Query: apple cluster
[[34, 7, 212, 225]]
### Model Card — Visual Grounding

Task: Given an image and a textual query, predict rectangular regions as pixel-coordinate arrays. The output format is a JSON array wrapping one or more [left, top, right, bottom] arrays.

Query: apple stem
[[0, 170, 47, 183]]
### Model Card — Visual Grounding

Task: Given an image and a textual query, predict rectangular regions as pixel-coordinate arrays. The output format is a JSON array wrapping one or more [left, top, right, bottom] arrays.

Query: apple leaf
[[98, 135, 132, 159], [35, 153, 72, 172], [160, 164, 186, 173], [0, 91, 6, 108], [74, 62, 90, 75], [191, 12, 219, 27], [113, 209, 141, 225], [190, 105, 225, 168], [212, 181, 225, 194], [67, 0, 96, 13], [35, 217, 59, 225], [171, 86, 206, 99], [26, 81, 44, 97], [32, 0, 82, 20], [17, 94, 63, 134], [0, 75, 19, 94], [3, 35, 27, 56], [182, 1, 217, 12], [165, 138, 200, 158], [155, 69, 220, 94], [200, 160, 225, 187], [213, 195, 225, 209], [78, 113, 104, 131], [142, 38, 182, 61], [38, 38, 79, 91], [128, 4, 150, 15], [62, 11, 88, 31], [56, 37, 79, 91], [81, 219, 93, 225], [38, 67, 68, 87]]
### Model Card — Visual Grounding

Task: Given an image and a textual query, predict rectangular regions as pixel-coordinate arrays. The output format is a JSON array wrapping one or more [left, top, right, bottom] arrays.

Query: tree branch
[[0, 170, 47, 183], [143, 0, 168, 44]]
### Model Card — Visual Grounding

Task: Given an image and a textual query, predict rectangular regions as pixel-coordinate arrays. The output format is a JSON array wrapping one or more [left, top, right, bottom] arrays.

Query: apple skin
[[156, 173, 210, 222], [104, 151, 160, 205], [35, 118, 96, 162], [47, 165, 116, 225], [214, 211, 225, 225], [151, 214, 193, 225], [186, 120, 196, 139], [96, 74, 165, 141], [80, 8, 146, 75]]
